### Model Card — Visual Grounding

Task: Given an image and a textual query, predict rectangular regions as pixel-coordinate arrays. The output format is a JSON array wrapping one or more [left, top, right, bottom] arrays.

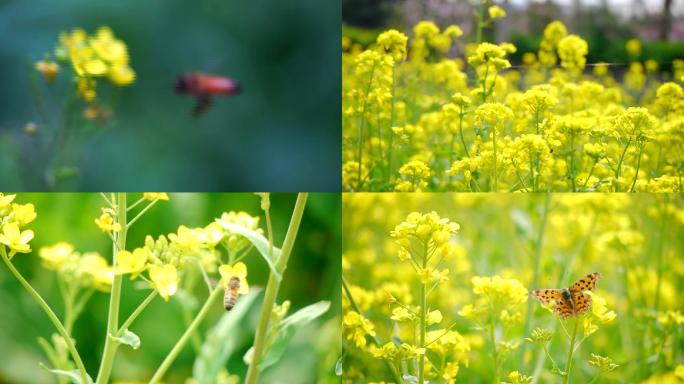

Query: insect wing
[[569, 272, 601, 293]]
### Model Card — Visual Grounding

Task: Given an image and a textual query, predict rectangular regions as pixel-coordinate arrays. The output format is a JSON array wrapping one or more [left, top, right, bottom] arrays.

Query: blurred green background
[[0, 0, 341, 191], [0, 193, 341, 383]]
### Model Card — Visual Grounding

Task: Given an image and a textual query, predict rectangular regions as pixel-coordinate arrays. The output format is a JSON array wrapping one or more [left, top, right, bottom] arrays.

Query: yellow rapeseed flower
[[0, 223, 34, 255], [39, 242, 75, 270], [218, 262, 249, 294], [115, 248, 148, 278], [95, 209, 121, 233], [12, 203, 37, 226], [149, 264, 179, 301], [143, 193, 170, 201], [488, 5, 507, 19]]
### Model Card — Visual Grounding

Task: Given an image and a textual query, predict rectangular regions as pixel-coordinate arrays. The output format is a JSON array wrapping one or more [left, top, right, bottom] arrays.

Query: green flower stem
[[489, 303, 499, 383], [582, 160, 597, 191], [0, 247, 89, 383], [417, 241, 430, 383], [125, 196, 146, 212], [149, 285, 224, 384], [654, 195, 669, 314], [95, 193, 128, 384], [127, 199, 158, 228], [629, 143, 645, 192], [117, 290, 157, 337], [245, 193, 308, 384], [459, 113, 470, 158], [562, 318, 581, 384], [492, 124, 498, 191], [569, 131, 577, 192], [520, 193, 550, 365], [357, 64, 377, 190], [614, 137, 632, 191], [475, 0, 485, 44], [342, 276, 403, 383], [387, 66, 396, 187]]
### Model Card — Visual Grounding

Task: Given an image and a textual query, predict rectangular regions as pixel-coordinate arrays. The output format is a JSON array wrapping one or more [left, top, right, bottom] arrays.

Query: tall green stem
[[459, 113, 470, 159], [562, 319, 581, 384], [418, 242, 428, 383], [569, 132, 577, 192], [1, 247, 89, 383], [117, 290, 157, 337], [476, 0, 485, 44], [490, 302, 500, 383], [245, 193, 308, 384], [387, 65, 396, 187], [492, 124, 498, 191], [96, 193, 127, 384], [149, 285, 224, 384], [614, 137, 632, 191], [629, 143, 645, 192], [520, 193, 550, 365], [356, 65, 377, 190]]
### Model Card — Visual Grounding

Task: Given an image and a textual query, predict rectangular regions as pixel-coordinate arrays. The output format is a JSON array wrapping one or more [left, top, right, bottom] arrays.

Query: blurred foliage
[[510, 35, 684, 72], [0, 193, 341, 383], [0, 0, 340, 191]]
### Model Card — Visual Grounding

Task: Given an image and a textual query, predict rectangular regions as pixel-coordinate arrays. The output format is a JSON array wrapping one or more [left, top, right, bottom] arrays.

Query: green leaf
[[192, 291, 259, 384], [219, 222, 282, 281], [111, 330, 141, 350], [39, 363, 94, 384], [244, 301, 330, 371]]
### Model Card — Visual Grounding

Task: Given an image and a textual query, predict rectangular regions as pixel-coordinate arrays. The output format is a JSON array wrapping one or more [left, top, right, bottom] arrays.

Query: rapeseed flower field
[[342, 18, 684, 192], [342, 193, 683, 383]]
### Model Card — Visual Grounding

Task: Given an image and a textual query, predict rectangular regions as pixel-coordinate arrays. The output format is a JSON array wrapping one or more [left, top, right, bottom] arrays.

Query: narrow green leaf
[[246, 301, 330, 371], [39, 363, 94, 384], [218, 222, 282, 281], [111, 330, 141, 350], [192, 291, 259, 384]]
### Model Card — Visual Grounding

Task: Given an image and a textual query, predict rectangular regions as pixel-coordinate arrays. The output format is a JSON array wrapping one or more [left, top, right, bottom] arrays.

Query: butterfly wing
[[568, 272, 601, 316], [530, 289, 562, 306], [571, 290, 592, 316], [569, 272, 601, 292], [531, 288, 575, 319]]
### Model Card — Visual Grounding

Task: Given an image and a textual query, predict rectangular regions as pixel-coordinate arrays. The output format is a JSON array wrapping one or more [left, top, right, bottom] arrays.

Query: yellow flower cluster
[[0, 193, 36, 257], [40, 242, 113, 291], [38, 26, 136, 101], [93, 202, 260, 301], [343, 311, 376, 348], [342, 19, 684, 192]]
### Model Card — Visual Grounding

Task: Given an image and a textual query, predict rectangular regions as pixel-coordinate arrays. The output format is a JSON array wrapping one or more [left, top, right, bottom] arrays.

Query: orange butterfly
[[530, 272, 601, 319]]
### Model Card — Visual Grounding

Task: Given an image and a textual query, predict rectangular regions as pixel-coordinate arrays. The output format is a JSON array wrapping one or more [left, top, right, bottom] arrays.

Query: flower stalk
[[562, 318, 581, 384], [245, 192, 308, 384], [95, 192, 127, 384], [149, 285, 224, 384], [0, 246, 89, 383]]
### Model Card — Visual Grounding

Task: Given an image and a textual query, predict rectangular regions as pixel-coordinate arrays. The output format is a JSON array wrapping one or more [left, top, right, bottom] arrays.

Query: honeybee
[[175, 73, 242, 116], [224, 276, 241, 311]]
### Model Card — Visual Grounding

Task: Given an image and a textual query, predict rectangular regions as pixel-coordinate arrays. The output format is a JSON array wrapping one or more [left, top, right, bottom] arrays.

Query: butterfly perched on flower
[[530, 272, 601, 319]]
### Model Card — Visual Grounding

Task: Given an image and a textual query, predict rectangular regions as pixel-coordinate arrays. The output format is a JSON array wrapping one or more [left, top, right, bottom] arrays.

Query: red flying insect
[[175, 73, 242, 116]]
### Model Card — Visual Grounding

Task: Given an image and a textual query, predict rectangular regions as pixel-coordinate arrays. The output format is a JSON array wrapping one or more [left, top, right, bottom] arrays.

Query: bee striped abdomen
[[224, 276, 241, 311]]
